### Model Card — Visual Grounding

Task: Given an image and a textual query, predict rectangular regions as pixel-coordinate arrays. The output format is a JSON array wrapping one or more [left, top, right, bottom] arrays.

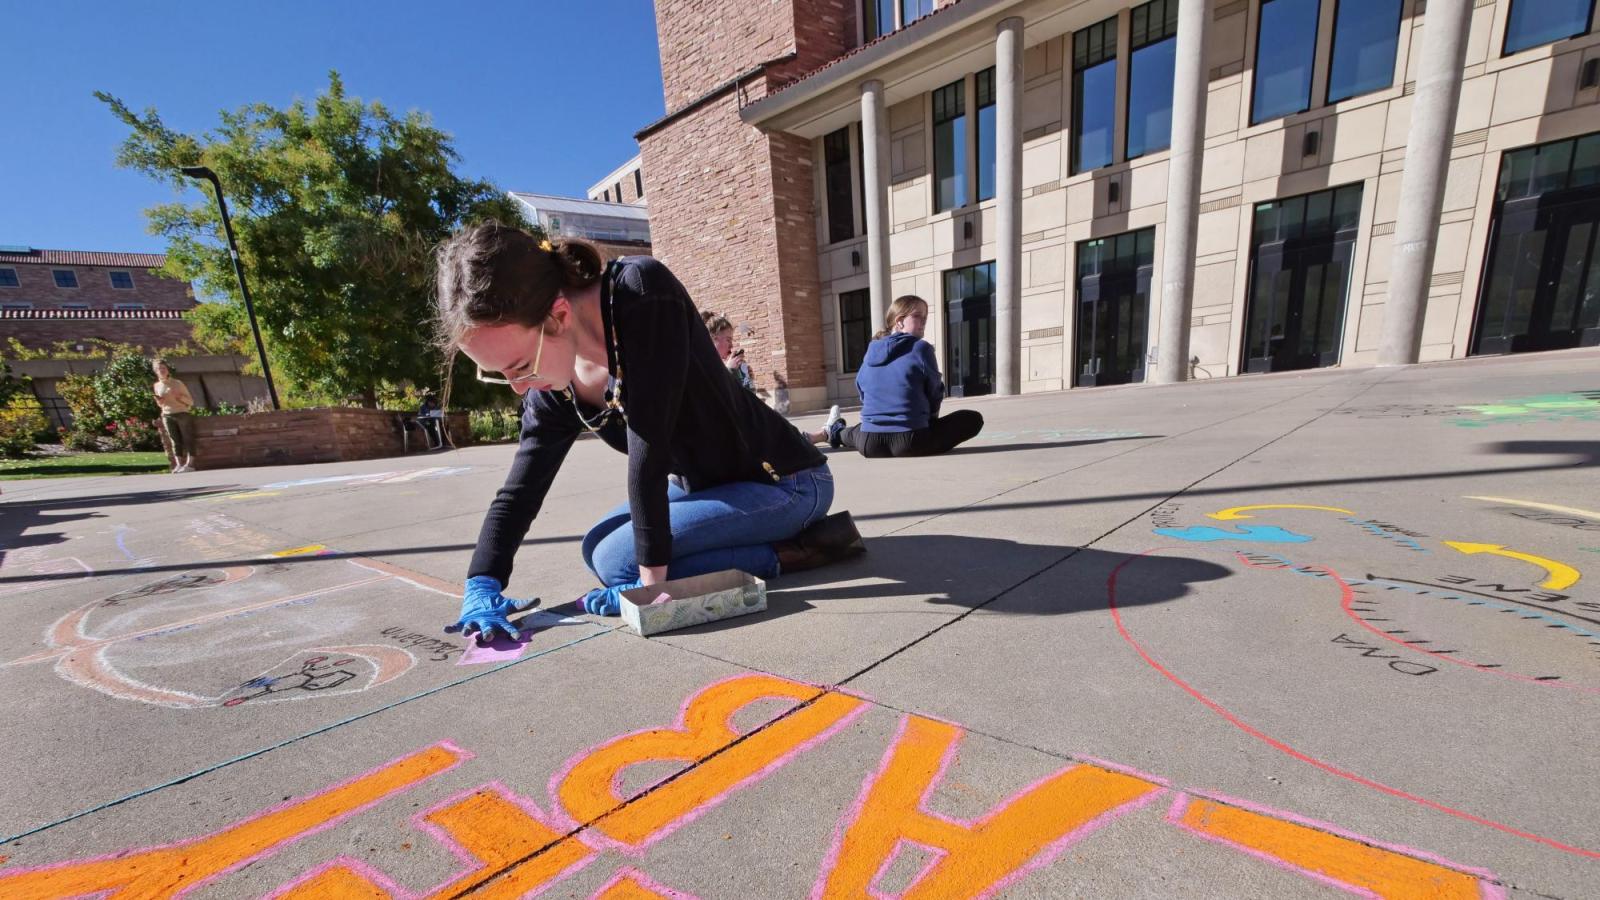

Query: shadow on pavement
[[671, 536, 1229, 633], [945, 435, 1157, 456]]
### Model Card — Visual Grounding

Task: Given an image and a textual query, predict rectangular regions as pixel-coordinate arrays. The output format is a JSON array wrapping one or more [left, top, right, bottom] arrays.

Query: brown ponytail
[[433, 221, 606, 351], [873, 295, 929, 340]]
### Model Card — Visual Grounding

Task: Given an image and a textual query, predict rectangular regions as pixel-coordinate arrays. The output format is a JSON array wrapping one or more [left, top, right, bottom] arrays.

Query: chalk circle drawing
[[1155, 524, 1313, 544], [0, 674, 1503, 899], [2, 553, 463, 709], [1112, 549, 1600, 861]]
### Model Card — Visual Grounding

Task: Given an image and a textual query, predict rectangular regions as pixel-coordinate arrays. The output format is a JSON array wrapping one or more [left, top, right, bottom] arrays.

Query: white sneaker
[[824, 404, 842, 430]]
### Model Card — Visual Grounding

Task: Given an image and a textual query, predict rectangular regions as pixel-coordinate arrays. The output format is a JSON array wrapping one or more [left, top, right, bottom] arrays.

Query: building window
[[1504, 0, 1594, 55], [1, 302, 31, 310], [634, 168, 644, 198], [839, 289, 872, 373], [1326, 0, 1402, 103], [901, 0, 934, 29], [975, 68, 997, 202], [1073, 16, 1118, 174], [864, 0, 896, 40], [1127, 0, 1179, 159], [857, 123, 868, 235], [933, 80, 968, 213], [825, 127, 857, 243], [1252, 0, 1320, 125], [109, 271, 135, 289], [603, 189, 611, 202], [0, 267, 17, 287], [61, 302, 89, 310], [615, 181, 624, 202], [114, 303, 145, 310], [52, 269, 79, 288]]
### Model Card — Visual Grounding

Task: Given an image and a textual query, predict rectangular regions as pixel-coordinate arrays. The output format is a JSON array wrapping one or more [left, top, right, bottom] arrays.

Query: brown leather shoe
[[774, 511, 866, 574]]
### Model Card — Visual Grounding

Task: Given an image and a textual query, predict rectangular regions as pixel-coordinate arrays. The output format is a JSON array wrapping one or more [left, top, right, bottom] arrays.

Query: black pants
[[838, 409, 984, 458]]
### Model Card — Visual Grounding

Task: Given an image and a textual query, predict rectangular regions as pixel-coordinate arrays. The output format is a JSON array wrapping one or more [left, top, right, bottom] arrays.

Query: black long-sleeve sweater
[[467, 256, 826, 586]]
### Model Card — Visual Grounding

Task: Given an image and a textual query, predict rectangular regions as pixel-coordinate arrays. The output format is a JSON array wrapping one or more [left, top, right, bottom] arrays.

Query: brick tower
[[638, 0, 854, 412]]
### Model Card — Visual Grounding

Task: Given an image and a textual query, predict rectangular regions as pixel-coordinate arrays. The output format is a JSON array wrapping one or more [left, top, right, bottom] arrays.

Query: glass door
[[1475, 132, 1600, 355], [943, 262, 996, 397], [1075, 228, 1153, 386], [1243, 184, 1362, 373]]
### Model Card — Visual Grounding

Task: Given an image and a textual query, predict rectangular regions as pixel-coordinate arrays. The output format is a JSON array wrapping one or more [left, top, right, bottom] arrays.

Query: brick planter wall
[[187, 408, 475, 471]]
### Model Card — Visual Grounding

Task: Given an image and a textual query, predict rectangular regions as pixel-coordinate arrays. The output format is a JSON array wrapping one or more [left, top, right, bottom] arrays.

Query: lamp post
[[180, 165, 280, 410]]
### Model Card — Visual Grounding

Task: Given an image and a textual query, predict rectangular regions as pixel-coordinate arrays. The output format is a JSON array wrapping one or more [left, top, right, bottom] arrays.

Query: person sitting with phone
[[706, 315, 756, 392]]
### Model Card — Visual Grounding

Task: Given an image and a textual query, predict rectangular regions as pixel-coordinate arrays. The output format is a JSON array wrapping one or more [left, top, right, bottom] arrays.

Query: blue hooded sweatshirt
[[855, 331, 944, 432]]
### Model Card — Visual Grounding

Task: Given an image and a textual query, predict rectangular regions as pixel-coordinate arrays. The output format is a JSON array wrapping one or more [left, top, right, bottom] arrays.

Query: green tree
[[98, 72, 531, 406]]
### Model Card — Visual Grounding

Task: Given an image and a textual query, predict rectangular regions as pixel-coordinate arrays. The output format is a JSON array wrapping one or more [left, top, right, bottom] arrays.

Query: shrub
[[0, 401, 47, 458], [94, 351, 161, 424], [106, 416, 163, 452], [59, 374, 107, 449], [61, 427, 101, 452], [469, 409, 520, 443]]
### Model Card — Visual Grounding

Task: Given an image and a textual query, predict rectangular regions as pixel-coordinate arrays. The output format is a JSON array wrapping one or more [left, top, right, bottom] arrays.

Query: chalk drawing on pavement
[[0, 674, 1506, 898], [1155, 524, 1313, 543]]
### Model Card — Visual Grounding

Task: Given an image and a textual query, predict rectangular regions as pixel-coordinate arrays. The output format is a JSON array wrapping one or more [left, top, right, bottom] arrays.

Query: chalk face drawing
[[1154, 524, 1313, 544], [0, 674, 1501, 899], [2, 554, 463, 709]]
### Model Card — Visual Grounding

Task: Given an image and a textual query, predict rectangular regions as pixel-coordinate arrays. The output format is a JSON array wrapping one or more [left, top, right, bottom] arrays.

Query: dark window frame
[[1126, 0, 1180, 160], [109, 270, 135, 290], [1250, 0, 1322, 126], [1072, 16, 1120, 175], [864, 0, 896, 41], [1324, 0, 1404, 105], [975, 67, 997, 202], [932, 79, 968, 213], [1502, 0, 1596, 56], [52, 269, 79, 289], [114, 302, 146, 311], [60, 301, 89, 310], [634, 168, 644, 199], [839, 288, 872, 373], [824, 126, 857, 244], [0, 267, 17, 287]]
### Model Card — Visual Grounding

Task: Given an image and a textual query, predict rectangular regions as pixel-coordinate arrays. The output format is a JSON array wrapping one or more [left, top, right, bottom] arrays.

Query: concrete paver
[[2, 348, 1598, 898]]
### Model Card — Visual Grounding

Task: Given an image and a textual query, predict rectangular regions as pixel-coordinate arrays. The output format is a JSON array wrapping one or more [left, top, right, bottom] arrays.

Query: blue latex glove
[[446, 576, 540, 643], [580, 579, 644, 617]]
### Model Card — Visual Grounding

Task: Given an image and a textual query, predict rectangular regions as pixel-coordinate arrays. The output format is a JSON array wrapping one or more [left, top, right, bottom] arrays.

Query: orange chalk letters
[[812, 716, 1162, 898]]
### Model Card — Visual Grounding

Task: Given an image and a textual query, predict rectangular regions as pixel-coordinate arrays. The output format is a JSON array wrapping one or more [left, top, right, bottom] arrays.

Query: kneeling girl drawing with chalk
[[433, 223, 864, 642]]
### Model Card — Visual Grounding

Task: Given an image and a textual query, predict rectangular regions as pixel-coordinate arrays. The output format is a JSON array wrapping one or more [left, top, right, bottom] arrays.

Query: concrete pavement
[[2, 348, 1598, 898]]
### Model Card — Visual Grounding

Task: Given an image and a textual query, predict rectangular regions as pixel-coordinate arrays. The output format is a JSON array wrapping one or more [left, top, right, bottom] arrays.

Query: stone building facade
[[641, 0, 1600, 408]]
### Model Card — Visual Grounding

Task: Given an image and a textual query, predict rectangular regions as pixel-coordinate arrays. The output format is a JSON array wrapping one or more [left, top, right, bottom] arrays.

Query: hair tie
[[539, 238, 554, 252]]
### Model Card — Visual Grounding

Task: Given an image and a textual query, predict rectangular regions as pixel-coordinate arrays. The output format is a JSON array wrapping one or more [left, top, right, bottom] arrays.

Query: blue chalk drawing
[[1155, 524, 1313, 544]]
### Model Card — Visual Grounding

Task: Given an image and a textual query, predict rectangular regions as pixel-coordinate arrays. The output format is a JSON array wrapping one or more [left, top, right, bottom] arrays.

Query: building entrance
[[1075, 228, 1153, 386], [943, 262, 995, 397], [1243, 184, 1363, 373], [1474, 132, 1600, 355]]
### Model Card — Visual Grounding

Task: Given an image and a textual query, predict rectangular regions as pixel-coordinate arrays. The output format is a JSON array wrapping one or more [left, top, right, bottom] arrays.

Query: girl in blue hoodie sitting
[[809, 295, 983, 457]]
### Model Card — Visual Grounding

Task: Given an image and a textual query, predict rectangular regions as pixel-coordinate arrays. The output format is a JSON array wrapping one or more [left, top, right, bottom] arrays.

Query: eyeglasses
[[476, 326, 547, 388]]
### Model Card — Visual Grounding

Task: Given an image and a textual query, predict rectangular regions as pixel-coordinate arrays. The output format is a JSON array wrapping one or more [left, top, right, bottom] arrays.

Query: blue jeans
[[583, 464, 834, 586]]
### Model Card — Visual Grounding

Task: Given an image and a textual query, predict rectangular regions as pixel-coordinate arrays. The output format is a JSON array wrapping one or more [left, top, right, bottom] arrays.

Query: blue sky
[[0, 0, 665, 254]]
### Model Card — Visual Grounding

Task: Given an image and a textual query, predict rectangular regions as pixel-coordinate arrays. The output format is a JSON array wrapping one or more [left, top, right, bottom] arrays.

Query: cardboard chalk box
[[618, 570, 767, 636]]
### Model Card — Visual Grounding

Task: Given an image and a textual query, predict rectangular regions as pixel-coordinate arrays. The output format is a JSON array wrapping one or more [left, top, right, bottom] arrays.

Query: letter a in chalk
[[811, 716, 1161, 899]]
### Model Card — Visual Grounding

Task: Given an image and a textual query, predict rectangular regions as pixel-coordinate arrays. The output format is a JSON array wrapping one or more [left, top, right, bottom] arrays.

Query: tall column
[[1378, 0, 1473, 366], [995, 16, 1025, 395], [1153, 0, 1210, 384], [860, 79, 893, 330]]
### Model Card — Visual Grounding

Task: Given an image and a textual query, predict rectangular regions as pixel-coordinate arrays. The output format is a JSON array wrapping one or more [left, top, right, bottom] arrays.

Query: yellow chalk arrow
[[1442, 541, 1580, 590], [1207, 504, 1354, 521]]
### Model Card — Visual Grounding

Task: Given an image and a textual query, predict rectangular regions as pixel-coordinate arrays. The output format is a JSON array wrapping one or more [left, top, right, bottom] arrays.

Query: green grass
[[0, 451, 170, 480]]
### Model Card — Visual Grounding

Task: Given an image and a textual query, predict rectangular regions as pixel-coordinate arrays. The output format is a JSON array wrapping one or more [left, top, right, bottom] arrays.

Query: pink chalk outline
[[810, 715, 1167, 900], [266, 780, 597, 899], [589, 867, 703, 899], [0, 741, 471, 899], [457, 634, 533, 666], [1166, 791, 1506, 900], [546, 673, 869, 856]]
